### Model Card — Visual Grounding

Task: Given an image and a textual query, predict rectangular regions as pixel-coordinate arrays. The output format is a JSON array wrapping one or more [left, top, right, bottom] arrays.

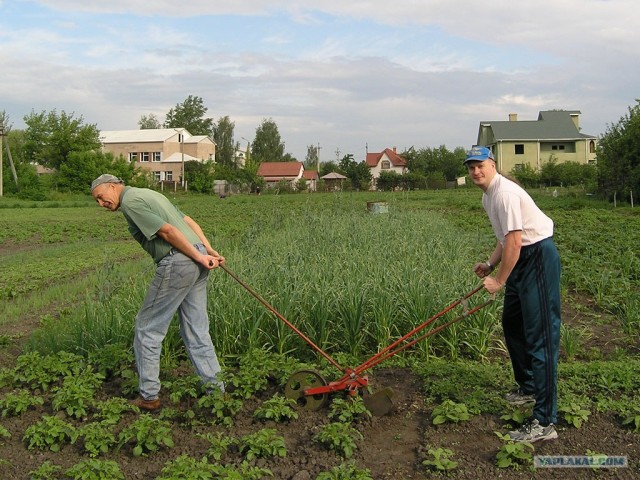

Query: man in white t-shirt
[[464, 146, 561, 443]]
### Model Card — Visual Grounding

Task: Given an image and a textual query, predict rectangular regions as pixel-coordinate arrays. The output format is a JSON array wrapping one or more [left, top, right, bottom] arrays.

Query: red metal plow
[[221, 264, 493, 415]]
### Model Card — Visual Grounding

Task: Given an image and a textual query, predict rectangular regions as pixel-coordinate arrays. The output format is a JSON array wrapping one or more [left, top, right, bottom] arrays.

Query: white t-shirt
[[482, 174, 554, 246]]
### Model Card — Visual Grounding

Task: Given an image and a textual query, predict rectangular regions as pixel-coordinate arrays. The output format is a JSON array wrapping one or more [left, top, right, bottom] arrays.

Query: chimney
[[509, 113, 518, 122], [570, 113, 580, 130], [392, 146, 396, 153]]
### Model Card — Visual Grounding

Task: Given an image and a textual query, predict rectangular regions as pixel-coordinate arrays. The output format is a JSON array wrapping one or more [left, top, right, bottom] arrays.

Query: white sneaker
[[508, 418, 558, 443]]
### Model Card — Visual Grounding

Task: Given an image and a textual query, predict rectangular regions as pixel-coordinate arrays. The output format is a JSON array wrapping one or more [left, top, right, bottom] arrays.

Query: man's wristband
[[486, 261, 494, 272]]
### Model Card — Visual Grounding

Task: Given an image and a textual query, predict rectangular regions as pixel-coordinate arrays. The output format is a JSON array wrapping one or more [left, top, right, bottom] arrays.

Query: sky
[[1, 0, 639, 162]]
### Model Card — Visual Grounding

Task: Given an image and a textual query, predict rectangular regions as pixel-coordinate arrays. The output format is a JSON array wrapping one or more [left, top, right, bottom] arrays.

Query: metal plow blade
[[363, 387, 395, 416]]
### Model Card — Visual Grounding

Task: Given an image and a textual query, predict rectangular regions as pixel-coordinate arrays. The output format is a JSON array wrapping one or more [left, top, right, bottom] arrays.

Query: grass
[[1, 188, 638, 364]]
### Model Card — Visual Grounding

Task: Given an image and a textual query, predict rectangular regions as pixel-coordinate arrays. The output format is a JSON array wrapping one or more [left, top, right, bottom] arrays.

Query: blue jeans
[[134, 244, 223, 400]]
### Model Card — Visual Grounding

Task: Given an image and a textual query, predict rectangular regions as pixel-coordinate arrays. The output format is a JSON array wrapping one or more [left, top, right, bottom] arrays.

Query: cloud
[[1, 1, 638, 160]]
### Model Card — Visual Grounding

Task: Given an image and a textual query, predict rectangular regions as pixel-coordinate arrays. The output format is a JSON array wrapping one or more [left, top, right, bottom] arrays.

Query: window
[[153, 171, 161, 181], [152, 152, 161, 162], [165, 171, 173, 181], [542, 142, 575, 153], [141, 152, 150, 162], [129, 152, 138, 162], [381, 160, 391, 169], [590, 140, 596, 153], [514, 144, 524, 155]]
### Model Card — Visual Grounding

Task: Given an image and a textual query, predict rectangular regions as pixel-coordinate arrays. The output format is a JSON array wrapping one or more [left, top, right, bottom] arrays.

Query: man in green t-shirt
[[91, 174, 225, 411]]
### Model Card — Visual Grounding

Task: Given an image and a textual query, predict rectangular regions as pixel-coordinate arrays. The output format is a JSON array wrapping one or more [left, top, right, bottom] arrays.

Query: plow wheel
[[284, 370, 329, 411]]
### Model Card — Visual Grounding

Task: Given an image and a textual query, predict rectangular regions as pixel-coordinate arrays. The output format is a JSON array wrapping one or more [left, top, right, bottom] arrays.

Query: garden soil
[[0, 299, 638, 479]]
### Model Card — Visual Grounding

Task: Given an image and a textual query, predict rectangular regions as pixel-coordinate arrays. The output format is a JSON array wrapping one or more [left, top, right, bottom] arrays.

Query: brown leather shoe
[[130, 396, 161, 411]]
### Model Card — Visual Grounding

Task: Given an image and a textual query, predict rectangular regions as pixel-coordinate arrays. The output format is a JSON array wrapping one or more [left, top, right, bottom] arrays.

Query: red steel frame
[[221, 265, 493, 398]]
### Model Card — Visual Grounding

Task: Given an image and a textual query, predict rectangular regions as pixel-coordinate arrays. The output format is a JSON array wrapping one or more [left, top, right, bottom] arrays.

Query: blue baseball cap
[[464, 146, 494, 164]]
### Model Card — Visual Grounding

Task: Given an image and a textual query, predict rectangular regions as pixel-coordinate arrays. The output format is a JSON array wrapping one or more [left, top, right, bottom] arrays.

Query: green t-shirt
[[119, 186, 201, 263]]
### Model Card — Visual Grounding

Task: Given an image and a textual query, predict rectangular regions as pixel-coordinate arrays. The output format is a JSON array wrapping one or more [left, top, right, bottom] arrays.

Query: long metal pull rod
[[351, 285, 489, 376], [354, 295, 493, 375], [220, 264, 344, 372]]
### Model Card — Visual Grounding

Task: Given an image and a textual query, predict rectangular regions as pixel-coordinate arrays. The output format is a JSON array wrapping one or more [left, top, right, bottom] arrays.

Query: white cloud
[[1, 0, 639, 160]]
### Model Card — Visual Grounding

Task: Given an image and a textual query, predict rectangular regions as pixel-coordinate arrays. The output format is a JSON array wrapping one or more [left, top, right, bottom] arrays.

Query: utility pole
[[5, 139, 18, 187], [316, 142, 321, 174], [180, 130, 185, 189], [174, 128, 185, 189]]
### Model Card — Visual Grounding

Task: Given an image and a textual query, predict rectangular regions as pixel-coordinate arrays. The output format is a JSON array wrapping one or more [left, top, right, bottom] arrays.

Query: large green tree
[[23, 110, 101, 170], [402, 145, 466, 181], [597, 99, 640, 199], [339, 154, 371, 190], [213, 115, 236, 167], [55, 151, 139, 193], [251, 118, 285, 163], [164, 95, 214, 136]]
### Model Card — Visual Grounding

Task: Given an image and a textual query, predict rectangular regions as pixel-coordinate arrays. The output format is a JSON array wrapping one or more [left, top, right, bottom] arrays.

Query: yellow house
[[476, 110, 597, 174], [99, 128, 216, 184]]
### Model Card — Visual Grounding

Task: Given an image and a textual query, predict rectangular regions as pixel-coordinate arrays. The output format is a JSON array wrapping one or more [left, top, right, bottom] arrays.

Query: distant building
[[256, 161, 305, 189], [365, 147, 408, 189], [234, 148, 248, 168], [302, 170, 319, 192], [475, 110, 597, 173], [100, 128, 216, 184]]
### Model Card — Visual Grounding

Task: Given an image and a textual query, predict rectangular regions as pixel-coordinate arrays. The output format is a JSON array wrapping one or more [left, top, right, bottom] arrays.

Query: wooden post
[[5, 139, 18, 186]]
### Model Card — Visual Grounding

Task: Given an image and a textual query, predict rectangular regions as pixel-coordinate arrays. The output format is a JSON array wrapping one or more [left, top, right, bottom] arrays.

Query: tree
[[1, 111, 20, 192], [319, 161, 339, 177], [442, 146, 467, 181], [338, 154, 371, 190], [213, 116, 236, 167], [164, 95, 214, 136], [402, 145, 466, 181], [305, 144, 319, 170], [1, 126, 43, 198], [251, 118, 285, 163], [597, 99, 640, 200], [184, 159, 215, 193], [377, 171, 401, 191], [23, 110, 101, 170], [56, 151, 139, 193], [138, 113, 162, 129], [511, 163, 540, 189]]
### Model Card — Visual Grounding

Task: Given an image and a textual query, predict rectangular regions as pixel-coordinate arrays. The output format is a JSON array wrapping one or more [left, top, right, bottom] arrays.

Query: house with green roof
[[475, 110, 597, 174]]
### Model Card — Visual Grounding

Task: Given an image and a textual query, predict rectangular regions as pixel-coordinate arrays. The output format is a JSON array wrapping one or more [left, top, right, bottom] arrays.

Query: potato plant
[[23, 415, 76, 452], [0, 389, 44, 417], [313, 422, 363, 458], [238, 428, 287, 461], [117, 414, 174, 457]]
